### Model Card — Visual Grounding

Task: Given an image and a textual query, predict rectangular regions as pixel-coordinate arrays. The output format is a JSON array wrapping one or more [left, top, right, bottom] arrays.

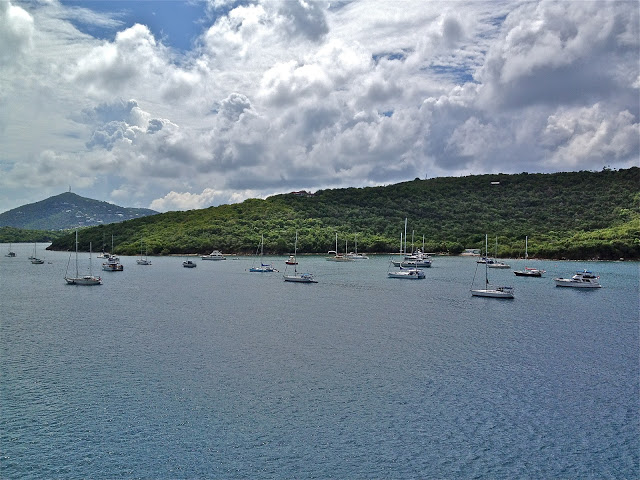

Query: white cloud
[[0, 0, 638, 213], [0, 1, 34, 65], [149, 187, 259, 211], [542, 104, 640, 169]]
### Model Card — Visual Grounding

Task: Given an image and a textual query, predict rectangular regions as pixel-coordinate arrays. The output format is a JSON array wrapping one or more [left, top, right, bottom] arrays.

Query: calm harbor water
[[1, 243, 638, 478]]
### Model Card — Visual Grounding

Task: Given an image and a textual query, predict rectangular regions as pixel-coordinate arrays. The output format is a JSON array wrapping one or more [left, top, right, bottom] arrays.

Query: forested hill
[[48, 167, 640, 260], [0, 192, 158, 230]]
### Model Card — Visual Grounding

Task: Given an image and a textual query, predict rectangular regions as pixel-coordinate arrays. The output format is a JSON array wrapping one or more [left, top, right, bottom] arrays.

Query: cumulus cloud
[[0, 0, 638, 213], [0, 1, 34, 65], [542, 104, 640, 169], [149, 187, 258, 211]]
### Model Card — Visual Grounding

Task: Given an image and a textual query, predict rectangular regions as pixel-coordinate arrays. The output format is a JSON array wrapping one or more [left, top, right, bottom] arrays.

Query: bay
[[1, 243, 638, 478]]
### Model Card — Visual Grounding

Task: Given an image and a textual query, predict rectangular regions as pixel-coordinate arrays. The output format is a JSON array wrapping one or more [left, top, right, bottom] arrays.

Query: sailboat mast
[[525, 236, 528, 260], [89, 242, 93, 276], [75, 229, 79, 277], [485, 234, 489, 285], [404, 218, 407, 254], [294, 231, 298, 274]]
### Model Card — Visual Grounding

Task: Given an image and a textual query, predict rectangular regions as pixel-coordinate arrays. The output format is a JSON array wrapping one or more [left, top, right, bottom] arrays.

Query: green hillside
[[47, 167, 640, 260]]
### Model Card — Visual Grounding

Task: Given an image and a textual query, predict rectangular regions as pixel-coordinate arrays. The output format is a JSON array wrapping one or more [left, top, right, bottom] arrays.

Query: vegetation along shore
[[3, 167, 637, 261]]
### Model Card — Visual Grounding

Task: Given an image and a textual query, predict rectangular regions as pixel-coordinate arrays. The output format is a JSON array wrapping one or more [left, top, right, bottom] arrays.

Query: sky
[[0, 0, 638, 213]]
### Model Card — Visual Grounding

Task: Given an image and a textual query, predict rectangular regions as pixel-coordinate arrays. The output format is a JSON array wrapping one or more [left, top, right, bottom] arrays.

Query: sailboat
[[513, 236, 545, 277], [283, 231, 317, 283], [250, 234, 277, 272], [5, 242, 16, 257], [471, 234, 514, 298], [326, 232, 353, 261], [64, 230, 102, 285], [346, 233, 369, 259], [136, 237, 152, 265], [487, 236, 510, 269], [30, 242, 44, 264]]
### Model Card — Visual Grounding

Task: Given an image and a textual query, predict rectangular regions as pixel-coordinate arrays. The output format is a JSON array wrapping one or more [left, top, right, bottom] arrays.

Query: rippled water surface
[[1, 244, 638, 478]]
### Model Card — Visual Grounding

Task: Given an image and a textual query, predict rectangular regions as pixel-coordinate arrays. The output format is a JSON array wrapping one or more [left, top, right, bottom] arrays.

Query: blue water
[[1, 244, 638, 478]]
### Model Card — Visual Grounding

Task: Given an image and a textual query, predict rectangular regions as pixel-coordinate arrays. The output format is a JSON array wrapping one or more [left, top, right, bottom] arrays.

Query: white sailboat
[[284, 231, 317, 283], [487, 236, 510, 269], [513, 236, 545, 277], [65, 230, 102, 285], [30, 242, 44, 264], [326, 233, 353, 261], [346, 233, 369, 259], [250, 234, 277, 272], [471, 234, 514, 298], [136, 237, 152, 265]]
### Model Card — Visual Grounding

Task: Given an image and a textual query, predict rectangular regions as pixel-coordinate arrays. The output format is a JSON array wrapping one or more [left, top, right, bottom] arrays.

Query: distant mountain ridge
[[0, 192, 158, 230]]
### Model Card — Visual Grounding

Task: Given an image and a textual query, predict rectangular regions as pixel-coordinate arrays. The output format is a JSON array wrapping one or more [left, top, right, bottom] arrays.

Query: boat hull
[[514, 270, 542, 277], [102, 264, 123, 271], [554, 279, 601, 288], [471, 288, 514, 298], [250, 267, 276, 272], [283, 274, 317, 283], [388, 270, 425, 279], [65, 276, 102, 286]]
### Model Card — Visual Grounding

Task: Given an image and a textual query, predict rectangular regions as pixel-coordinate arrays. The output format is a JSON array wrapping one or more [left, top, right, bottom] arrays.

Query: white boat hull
[[471, 288, 514, 298], [554, 279, 601, 288], [250, 266, 276, 272], [65, 276, 102, 286], [388, 269, 425, 279], [283, 273, 317, 283]]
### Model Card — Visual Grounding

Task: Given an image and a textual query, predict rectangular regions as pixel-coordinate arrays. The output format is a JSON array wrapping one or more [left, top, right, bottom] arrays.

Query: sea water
[[1, 244, 638, 478]]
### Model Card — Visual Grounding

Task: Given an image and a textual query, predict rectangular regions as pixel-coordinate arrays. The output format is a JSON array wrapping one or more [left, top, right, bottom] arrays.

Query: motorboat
[[102, 235, 123, 271], [554, 270, 601, 288], [183, 260, 197, 268], [102, 255, 123, 271], [202, 250, 225, 260], [514, 267, 545, 277], [387, 266, 425, 279], [391, 249, 431, 267], [285, 255, 298, 265]]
